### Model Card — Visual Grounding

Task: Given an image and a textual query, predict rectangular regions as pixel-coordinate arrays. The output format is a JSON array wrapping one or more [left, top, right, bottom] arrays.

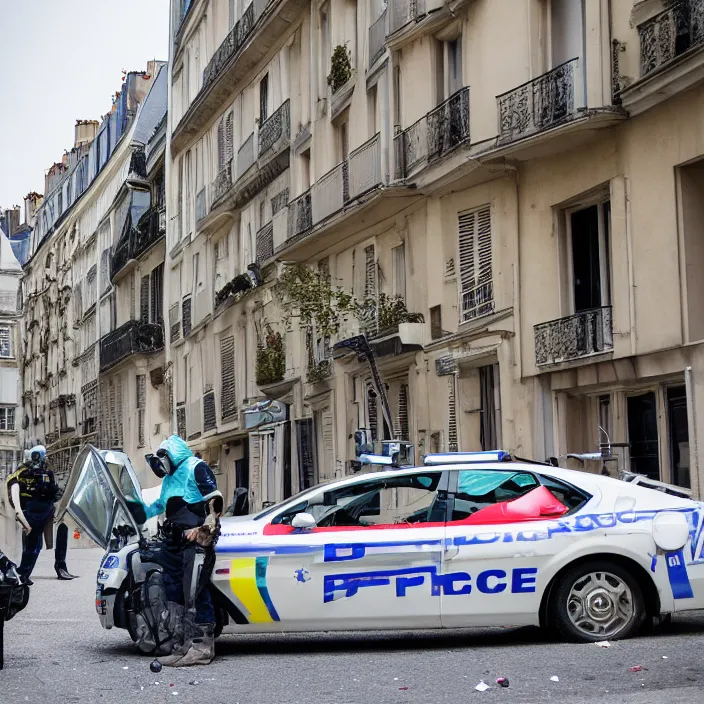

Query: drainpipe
[[685, 366, 700, 499], [625, 176, 637, 356]]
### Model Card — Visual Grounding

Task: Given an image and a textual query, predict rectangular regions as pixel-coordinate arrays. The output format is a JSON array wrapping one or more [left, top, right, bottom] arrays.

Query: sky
[[0, 0, 170, 212]]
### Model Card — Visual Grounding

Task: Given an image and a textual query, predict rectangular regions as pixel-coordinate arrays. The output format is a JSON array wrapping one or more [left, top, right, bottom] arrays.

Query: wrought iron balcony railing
[[287, 190, 312, 241], [203, 2, 256, 89], [110, 207, 166, 281], [461, 280, 495, 323], [258, 99, 290, 157], [497, 58, 581, 144], [348, 133, 382, 201], [638, 0, 704, 77], [212, 160, 233, 205], [256, 221, 274, 263], [395, 87, 470, 178], [99, 320, 164, 372], [311, 162, 348, 225], [369, 9, 387, 66], [534, 306, 613, 367]]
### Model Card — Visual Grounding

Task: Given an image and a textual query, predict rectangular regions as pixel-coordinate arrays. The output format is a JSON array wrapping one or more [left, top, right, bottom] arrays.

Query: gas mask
[[145, 448, 174, 479], [28, 445, 47, 471]]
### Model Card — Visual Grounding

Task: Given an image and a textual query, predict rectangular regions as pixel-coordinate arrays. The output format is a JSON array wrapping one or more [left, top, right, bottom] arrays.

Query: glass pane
[[69, 453, 116, 545], [452, 470, 539, 521]]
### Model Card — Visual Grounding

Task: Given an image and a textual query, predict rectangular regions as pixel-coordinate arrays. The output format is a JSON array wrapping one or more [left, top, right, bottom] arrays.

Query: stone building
[[19, 62, 169, 489], [0, 230, 22, 552]]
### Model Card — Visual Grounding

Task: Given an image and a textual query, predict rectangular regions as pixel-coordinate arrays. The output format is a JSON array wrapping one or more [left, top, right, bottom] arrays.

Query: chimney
[[24, 192, 43, 223], [74, 119, 99, 148]]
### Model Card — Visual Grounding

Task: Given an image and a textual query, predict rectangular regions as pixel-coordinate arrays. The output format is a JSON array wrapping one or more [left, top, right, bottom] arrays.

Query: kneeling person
[[143, 436, 222, 667]]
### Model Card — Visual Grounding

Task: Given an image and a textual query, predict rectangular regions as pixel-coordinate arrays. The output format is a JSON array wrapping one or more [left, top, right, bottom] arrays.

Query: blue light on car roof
[[359, 454, 394, 466], [423, 451, 511, 465]]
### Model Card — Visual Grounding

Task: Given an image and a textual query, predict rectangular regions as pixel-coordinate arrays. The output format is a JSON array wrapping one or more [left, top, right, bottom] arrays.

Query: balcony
[[389, 0, 425, 36], [461, 281, 495, 324], [171, 0, 308, 156], [496, 58, 583, 144], [369, 10, 387, 68], [99, 320, 164, 373], [258, 100, 290, 158], [110, 208, 166, 282], [287, 190, 312, 243], [395, 87, 470, 178], [534, 306, 613, 367], [208, 102, 291, 219], [348, 133, 382, 200], [312, 162, 348, 224], [638, 0, 704, 78]]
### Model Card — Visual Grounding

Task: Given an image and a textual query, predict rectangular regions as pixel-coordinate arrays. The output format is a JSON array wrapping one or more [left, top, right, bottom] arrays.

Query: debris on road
[[550, 676, 560, 682], [594, 641, 611, 648], [150, 660, 162, 673], [496, 677, 509, 688], [629, 666, 644, 673], [399, 686, 409, 690], [475, 681, 490, 692]]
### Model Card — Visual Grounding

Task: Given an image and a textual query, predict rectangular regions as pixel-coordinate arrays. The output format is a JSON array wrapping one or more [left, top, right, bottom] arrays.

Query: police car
[[60, 448, 704, 646]]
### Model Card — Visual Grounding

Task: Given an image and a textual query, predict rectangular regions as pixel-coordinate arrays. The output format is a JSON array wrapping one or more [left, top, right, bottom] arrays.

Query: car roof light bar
[[423, 451, 511, 465], [359, 454, 394, 466]]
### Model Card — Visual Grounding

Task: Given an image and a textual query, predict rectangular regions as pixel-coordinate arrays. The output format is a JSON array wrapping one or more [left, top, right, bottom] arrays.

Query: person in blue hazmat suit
[[143, 435, 223, 667]]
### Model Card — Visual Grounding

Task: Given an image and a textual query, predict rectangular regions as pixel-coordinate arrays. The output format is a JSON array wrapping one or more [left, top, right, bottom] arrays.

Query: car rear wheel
[[550, 560, 645, 642]]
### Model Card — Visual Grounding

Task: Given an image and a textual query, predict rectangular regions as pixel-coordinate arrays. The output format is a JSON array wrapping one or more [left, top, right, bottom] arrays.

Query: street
[[1, 549, 704, 703]]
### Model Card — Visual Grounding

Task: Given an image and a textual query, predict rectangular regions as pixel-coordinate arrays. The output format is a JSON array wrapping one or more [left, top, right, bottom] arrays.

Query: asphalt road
[[3, 547, 704, 704]]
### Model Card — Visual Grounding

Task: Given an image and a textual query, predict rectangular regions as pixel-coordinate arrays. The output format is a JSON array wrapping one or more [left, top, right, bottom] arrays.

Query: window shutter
[[477, 207, 492, 284], [458, 205, 493, 321], [398, 383, 409, 441], [296, 418, 316, 489], [249, 434, 262, 509], [364, 244, 376, 297], [136, 374, 146, 448], [458, 210, 476, 292], [218, 118, 226, 170], [367, 385, 378, 441], [74, 284, 83, 320], [225, 112, 234, 163], [220, 335, 237, 420], [140, 276, 150, 323], [176, 404, 187, 438], [392, 244, 406, 298], [321, 408, 334, 478], [151, 263, 164, 323], [448, 376, 458, 452]]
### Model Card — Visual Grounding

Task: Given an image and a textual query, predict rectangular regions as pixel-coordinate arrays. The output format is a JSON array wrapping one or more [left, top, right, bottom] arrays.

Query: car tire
[[550, 560, 645, 643]]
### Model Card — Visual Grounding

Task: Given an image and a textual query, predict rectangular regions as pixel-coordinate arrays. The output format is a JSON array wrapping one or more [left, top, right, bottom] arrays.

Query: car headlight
[[652, 511, 690, 552]]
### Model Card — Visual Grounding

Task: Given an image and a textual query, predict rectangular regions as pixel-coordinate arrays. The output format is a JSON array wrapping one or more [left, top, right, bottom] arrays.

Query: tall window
[[567, 200, 611, 313], [0, 407, 16, 431], [0, 325, 12, 358], [627, 392, 659, 480], [458, 205, 493, 322], [259, 73, 269, 123]]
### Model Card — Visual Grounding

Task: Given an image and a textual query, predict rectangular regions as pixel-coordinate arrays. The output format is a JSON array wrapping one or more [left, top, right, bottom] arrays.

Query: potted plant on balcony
[[256, 325, 286, 386], [327, 45, 352, 94]]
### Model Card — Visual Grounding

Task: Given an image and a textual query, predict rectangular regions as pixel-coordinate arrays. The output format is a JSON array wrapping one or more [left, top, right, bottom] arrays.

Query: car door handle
[[444, 546, 459, 561]]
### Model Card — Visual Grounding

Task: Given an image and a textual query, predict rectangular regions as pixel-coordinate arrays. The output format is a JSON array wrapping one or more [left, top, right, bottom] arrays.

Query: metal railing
[[534, 305, 613, 366], [203, 1, 256, 88], [312, 162, 348, 225], [258, 99, 291, 157], [99, 320, 164, 372], [638, 0, 704, 77], [397, 87, 470, 177], [497, 58, 580, 143], [389, 0, 424, 35], [110, 208, 167, 281], [287, 189, 312, 241], [369, 9, 387, 67], [461, 281, 494, 323], [256, 221, 274, 263], [237, 132, 255, 179], [212, 160, 233, 205], [182, 296, 193, 338], [348, 133, 382, 201]]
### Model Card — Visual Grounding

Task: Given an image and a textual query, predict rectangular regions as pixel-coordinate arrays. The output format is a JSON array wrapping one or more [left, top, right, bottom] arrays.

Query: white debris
[[595, 641, 611, 648], [550, 676, 560, 682], [123, 666, 129, 669], [475, 681, 490, 692], [663, 656, 669, 659]]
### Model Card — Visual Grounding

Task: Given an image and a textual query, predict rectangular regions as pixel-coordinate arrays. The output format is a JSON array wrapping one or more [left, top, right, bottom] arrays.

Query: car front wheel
[[550, 560, 645, 642]]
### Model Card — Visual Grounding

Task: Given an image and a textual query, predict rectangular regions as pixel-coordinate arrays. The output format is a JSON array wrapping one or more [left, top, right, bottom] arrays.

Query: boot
[[55, 562, 77, 580], [154, 602, 184, 657], [157, 610, 197, 666], [166, 625, 215, 667]]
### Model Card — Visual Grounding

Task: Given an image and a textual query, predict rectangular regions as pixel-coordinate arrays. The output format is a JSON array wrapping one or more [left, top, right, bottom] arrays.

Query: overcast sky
[[0, 0, 169, 211]]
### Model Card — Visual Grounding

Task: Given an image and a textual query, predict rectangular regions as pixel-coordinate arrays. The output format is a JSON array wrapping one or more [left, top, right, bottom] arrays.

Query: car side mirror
[[291, 512, 317, 531]]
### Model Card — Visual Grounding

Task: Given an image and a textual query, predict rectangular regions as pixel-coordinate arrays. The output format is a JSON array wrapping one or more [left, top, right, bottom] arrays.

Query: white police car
[[61, 448, 704, 645]]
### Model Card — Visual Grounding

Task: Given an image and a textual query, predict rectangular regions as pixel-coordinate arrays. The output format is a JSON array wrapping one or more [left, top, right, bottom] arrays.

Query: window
[[151, 263, 164, 324], [598, 394, 612, 442], [479, 364, 500, 451], [392, 243, 406, 299], [136, 374, 147, 448], [0, 326, 13, 358], [214, 236, 230, 292], [319, 2, 331, 99], [218, 111, 235, 171], [339, 119, 349, 162], [447, 38, 462, 95], [192, 252, 201, 294], [0, 407, 16, 431], [220, 335, 237, 420], [301, 149, 311, 191], [100, 248, 112, 294], [367, 84, 378, 136], [458, 205, 493, 322], [271, 471, 445, 528], [140, 275, 150, 323], [627, 391, 659, 480], [667, 386, 690, 488], [259, 73, 269, 124], [451, 470, 539, 521], [567, 200, 611, 313], [0, 450, 17, 479]]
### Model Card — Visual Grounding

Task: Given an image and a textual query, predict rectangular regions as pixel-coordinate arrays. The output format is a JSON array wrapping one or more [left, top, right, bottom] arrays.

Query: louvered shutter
[[225, 112, 234, 163], [448, 376, 458, 452], [296, 418, 316, 489], [321, 409, 334, 480], [398, 383, 409, 441], [367, 385, 378, 441], [129, 272, 136, 321], [220, 335, 237, 420], [249, 434, 262, 510], [364, 245, 376, 297], [217, 118, 226, 170], [136, 374, 146, 448], [140, 276, 150, 323], [458, 205, 492, 321], [115, 376, 123, 447]]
